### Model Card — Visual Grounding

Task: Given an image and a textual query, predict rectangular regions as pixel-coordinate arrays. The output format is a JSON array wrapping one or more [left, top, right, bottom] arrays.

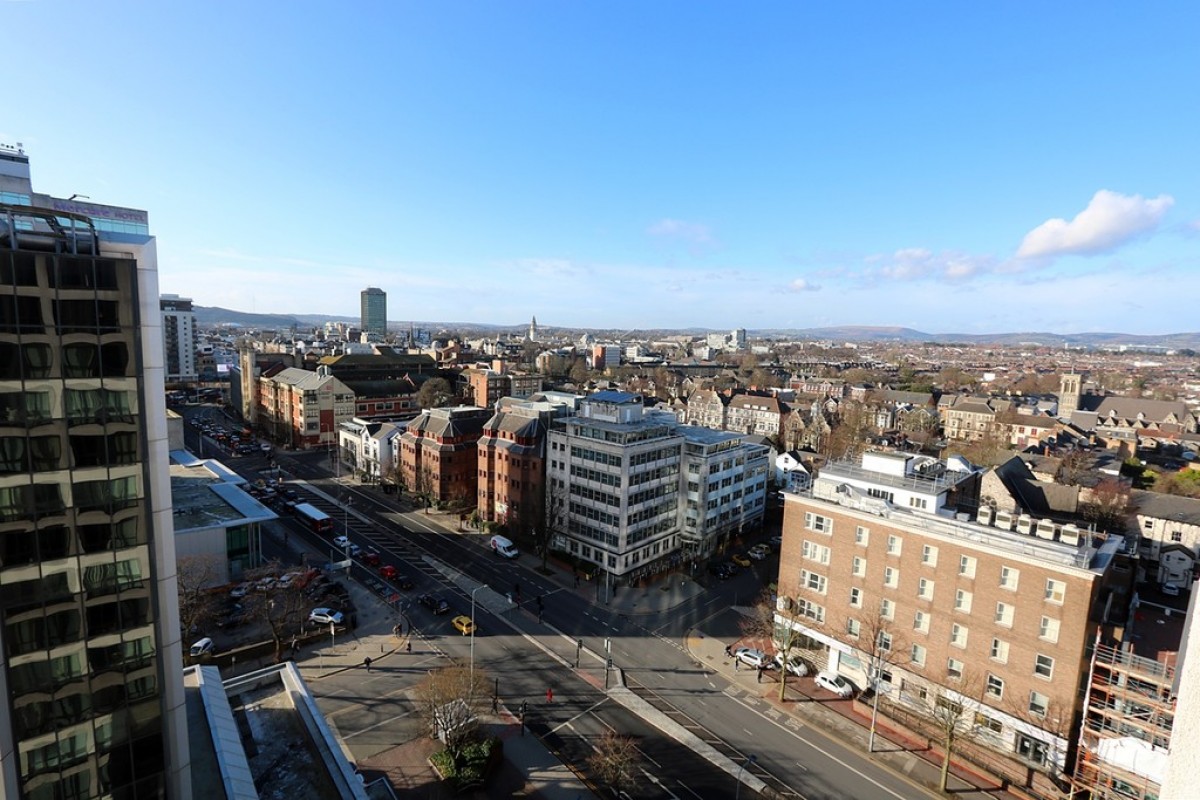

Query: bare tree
[[587, 730, 641, 795], [413, 462, 435, 512], [416, 376, 454, 409], [742, 591, 813, 702], [919, 674, 987, 793], [177, 554, 225, 640], [241, 563, 310, 662], [845, 608, 911, 752], [1082, 476, 1133, 532], [414, 663, 492, 761]]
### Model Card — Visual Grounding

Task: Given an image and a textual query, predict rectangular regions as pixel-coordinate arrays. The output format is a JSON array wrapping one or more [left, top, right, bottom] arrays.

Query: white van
[[489, 535, 519, 559]]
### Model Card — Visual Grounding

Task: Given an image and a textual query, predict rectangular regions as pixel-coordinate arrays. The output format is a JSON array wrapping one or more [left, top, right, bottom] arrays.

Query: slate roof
[[1130, 489, 1200, 525]]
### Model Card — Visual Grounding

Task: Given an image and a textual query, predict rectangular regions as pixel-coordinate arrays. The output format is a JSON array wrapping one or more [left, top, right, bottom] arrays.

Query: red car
[[362, 551, 381, 567], [379, 564, 398, 580]]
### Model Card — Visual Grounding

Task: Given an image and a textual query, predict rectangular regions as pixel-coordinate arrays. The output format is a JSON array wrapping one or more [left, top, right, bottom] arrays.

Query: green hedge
[[430, 737, 502, 791]]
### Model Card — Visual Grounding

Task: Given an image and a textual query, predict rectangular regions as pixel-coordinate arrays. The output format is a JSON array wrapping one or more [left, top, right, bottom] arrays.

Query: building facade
[[399, 406, 490, 507], [255, 365, 356, 449], [476, 400, 572, 528], [359, 287, 387, 339], [546, 391, 767, 578], [776, 451, 1121, 798], [0, 147, 190, 799], [159, 294, 197, 383]]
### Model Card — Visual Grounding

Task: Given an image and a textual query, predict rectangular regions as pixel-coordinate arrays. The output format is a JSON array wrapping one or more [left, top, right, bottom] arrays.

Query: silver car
[[733, 647, 772, 669]]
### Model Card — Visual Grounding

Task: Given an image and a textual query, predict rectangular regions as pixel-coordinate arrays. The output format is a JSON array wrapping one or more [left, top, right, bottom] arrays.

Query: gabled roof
[[990, 455, 1080, 516], [1082, 395, 1190, 423], [1130, 489, 1200, 525]]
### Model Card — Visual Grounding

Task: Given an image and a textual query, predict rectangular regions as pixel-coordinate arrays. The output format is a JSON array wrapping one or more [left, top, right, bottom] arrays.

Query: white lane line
[[342, 708, 421, 740], [677, 780, 704, 800], [549, 698, 609, 735], [635, 746, 662, 768]]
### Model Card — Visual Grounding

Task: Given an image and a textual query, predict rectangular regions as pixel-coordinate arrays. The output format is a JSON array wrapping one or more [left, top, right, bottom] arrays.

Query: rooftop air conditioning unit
[[977, 506, 995, 526], [1059, 524, 1082, 546], [1035, 519, 1058, 540], [995, 510, 1015, 531], [1016, 515, 1034, 535]]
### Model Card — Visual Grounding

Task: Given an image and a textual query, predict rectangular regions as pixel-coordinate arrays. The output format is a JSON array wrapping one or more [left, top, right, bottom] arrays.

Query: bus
[[293, 502, 333, 534]]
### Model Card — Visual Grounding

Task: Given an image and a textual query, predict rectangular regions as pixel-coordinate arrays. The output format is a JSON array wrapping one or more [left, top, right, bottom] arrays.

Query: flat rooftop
[[169, 452, 276, 532]]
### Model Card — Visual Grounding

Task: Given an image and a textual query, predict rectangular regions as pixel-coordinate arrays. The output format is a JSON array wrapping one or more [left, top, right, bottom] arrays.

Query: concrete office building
[[0, 145, 190, 798], [360, 287, 386, 339], [160, 293, 197, 383], [546, 391, 768, 578]]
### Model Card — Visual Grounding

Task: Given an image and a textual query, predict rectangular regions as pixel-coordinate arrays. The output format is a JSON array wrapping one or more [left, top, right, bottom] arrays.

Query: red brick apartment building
[[399, 406, 490, 507], [777, 451, 1125, 799], [476, 400, 570, 529]]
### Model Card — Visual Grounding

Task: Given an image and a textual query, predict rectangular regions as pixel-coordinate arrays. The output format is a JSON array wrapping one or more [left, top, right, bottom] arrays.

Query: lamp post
[[867, 655, 882, 753], [470, 585, 484, 688], [734, 754, 757, 800]]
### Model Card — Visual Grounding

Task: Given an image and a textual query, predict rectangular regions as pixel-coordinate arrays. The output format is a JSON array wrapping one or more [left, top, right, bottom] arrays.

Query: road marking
[[743, 728, 754, 736], [635, 746, 662, 768], [549, 698, 609, 735], [641, 768, 679, 799], [677, 780, 703, 799], [341, 708, 421, 740]]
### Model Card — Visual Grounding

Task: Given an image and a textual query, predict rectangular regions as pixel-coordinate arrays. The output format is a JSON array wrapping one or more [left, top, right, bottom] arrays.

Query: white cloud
[[1017, 190, 1174, 259], [863, 248, 994, 282], [647, 218, 715, 247], [786, 278, 821, 292]]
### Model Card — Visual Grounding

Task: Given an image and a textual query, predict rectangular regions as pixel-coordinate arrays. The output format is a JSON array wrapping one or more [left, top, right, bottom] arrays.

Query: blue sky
[[6, 2, 1198, 334]]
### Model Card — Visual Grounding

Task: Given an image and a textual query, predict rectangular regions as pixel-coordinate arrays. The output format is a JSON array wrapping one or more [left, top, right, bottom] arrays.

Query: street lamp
[[469, 585, 484, 689], [734, 754, 757, 800]]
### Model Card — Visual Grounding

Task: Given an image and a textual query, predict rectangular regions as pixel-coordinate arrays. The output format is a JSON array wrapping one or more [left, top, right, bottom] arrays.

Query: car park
[[189, 638, 216, 658], [419, 593, 450, 614], [452, 615, 476, 635], [774, 652, 809, 676], [814, 671, 854, 698], [733, 647, 772, 669], [731, 553, 752, 567], [308, 608, 344, 626]]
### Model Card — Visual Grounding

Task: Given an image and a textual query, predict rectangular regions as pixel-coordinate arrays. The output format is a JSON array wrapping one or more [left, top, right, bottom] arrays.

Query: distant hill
[[192, 307, 1200, 349]]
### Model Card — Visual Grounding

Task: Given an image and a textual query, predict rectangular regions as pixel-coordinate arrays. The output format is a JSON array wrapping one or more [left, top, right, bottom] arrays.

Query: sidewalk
[[689, 627, 1029, 800]]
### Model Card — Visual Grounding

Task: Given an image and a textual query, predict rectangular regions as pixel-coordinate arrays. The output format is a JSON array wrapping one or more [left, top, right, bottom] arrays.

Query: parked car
[[733, 647, 772, 669], [229, 582, 252, 599], [254, 576, 277, 592], [707, 563, 734, 580], [419, 593, 450, 614], [308, 608, 344, 626], [362, 551, 381, 567], [452, 615, 476, 635], [769, 535, 784, 548], [748, 544, 771, 560], [379, 564, 398, 580], [731, 553, 752, 567], [189, 638, 216, 658], [1163, 582, 1182, 597], [774, 652, 809, 676], [814, 671, 854, 698]]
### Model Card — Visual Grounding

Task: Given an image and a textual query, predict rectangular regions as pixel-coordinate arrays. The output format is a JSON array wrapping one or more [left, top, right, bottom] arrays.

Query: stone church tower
[[1058, 373, 1082, 419]]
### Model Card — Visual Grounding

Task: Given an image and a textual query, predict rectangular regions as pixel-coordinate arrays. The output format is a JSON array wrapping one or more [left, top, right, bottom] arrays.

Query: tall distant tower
[[360, 286, 387, 338], [528, 315, 538, 342], [160, 293, 197, 382], [1059, 372, 1082, 419], [0, 146, 190, 798]]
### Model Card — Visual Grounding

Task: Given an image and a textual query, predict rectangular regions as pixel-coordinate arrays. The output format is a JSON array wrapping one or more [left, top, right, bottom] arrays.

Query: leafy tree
[[415, 663, 491, 761], [416, 377, 454, 409], [1151, 469, 1200, 499], [587, 730, 641, 794]]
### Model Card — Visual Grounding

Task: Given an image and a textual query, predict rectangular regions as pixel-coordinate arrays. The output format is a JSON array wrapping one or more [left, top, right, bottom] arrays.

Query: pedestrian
[[547, 687, 554, 703], [734, 658, 739, 672], [757, 665, 763, 683], [406, 641, 412, 653], [724, 644, 732, 658], [492, 695, 499, 713], [364, 656, 372, 673]]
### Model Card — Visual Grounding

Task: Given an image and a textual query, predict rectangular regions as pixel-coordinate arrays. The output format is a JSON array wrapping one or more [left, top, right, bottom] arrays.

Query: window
[[887, 535, 902, 556], [954, 589, 972, 613], [1035, 654, 1054, 680], [1000, 566, 1020, 590], [1028, 691, 1049, 717], [913, 610, 929, 633], [846, 618, 861, 638], [855, 525, 869, 545], [1171, 530, 1184, 543], [994, 602, 1014, 627], [802, 540, 831, 564], [852, 556, 866, 577], [1015, 733, 1049, 765], [884, 566, 899, 588], [950, 623, 968, 648], [804, 512, 832, 534], [918, 578, 934, 601], [911, 644, 926, 666], [877, 631, 893, 652], [947, 658, 964, 680], [880, 598, 895, 620], [796, 598, 825, 624], [990, 638, 1009, 663], [959, 555, 976, 578], [976, 713, 1004, 738], [921, 544, 938, 566], [849, 587, 863, 608], [986, 674, 1005, 700], [802, 569, 828, 594], [1039, 616, 1060, 643], [908, 496, 928, 510], [1045, 579, 1066, 604]]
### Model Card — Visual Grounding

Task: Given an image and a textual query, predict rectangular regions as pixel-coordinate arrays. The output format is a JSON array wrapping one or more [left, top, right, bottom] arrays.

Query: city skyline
[[5, 3, 1198, 333]]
